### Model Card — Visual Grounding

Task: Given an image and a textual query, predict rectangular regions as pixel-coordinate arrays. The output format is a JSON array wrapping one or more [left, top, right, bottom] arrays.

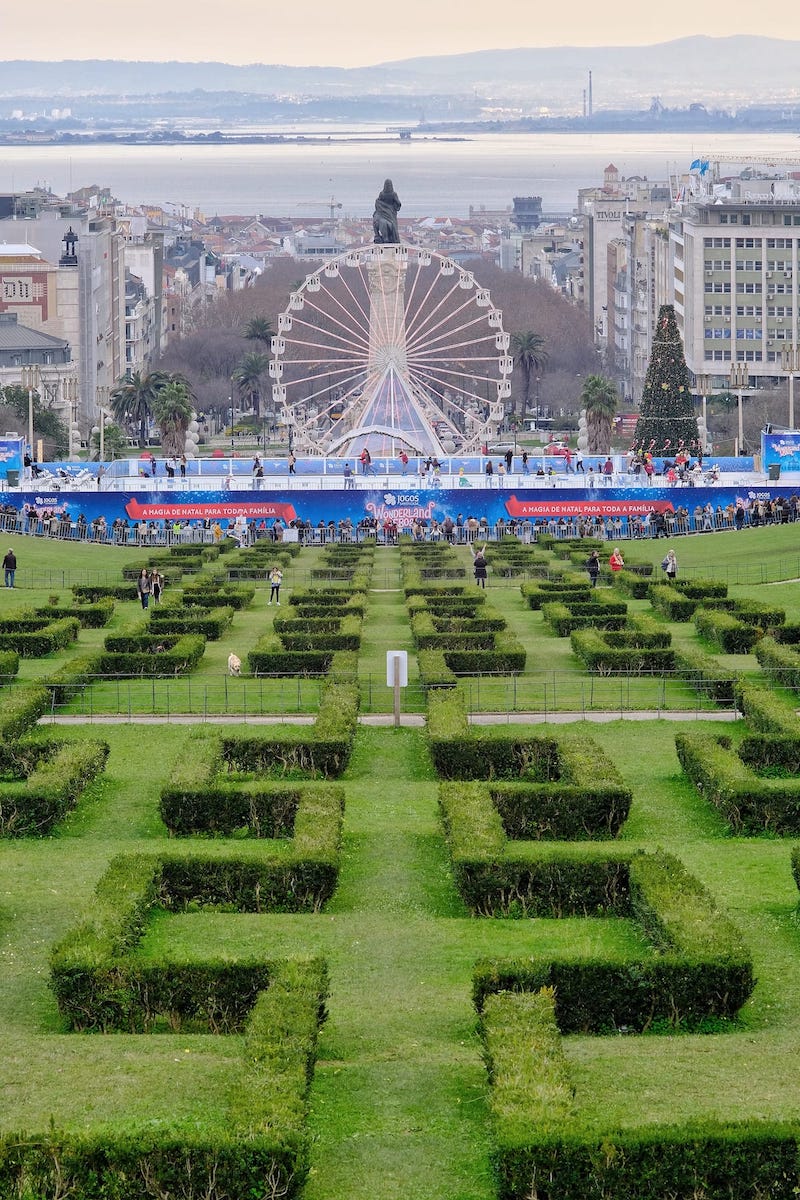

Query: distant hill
[[2, 37, 800, 112]]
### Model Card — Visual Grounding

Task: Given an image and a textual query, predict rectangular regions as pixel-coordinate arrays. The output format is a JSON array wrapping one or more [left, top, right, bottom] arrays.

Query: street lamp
[[20, 365, 38, 456], [729, 363, 750, 454], [781, 346, 800, 430], [695, 373, 711, 452], [229, 393, 235, 456]]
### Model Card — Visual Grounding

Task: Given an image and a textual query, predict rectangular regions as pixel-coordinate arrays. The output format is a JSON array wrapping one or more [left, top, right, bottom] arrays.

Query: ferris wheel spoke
[[291, 304, 371, 354], [281, 351, 366, 368], [284, 360, 367, 391], [403, 269, 450, 344], [406, 292, 481, 352], [373, 257, 406, 349], [324, 266, 372, 330], [287, 366, 368, 416], [408, 358, 498, 388], [302, 283, 372, 346], [406, 364, 487, 414], [407, 314, 494, 357], [408, 346, 501, 366], [404, 276, 462, 345], [285, 319, 370, 358]]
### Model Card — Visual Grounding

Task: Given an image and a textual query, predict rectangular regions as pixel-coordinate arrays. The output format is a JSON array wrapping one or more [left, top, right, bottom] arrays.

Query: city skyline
[[3, 3, 800, 69]]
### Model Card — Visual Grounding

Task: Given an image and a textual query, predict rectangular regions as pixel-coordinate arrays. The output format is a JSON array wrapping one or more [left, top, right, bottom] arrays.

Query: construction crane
[[297, 196, 343, 220]]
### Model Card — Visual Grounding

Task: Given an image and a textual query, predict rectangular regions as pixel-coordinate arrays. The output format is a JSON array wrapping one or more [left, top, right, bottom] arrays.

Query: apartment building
[[671, 178, 800, 389], [578, 165, 671, 344]]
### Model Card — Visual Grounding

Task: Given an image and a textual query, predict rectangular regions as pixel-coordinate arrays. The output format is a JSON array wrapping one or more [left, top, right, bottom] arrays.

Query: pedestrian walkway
[[41, 708, 739, 726]]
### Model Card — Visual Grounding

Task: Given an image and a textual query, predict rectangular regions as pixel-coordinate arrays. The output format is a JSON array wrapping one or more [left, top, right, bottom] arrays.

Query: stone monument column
[[367, 246, 408, 376]]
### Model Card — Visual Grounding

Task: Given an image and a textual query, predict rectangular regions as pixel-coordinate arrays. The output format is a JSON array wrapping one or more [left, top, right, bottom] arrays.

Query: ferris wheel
[[270, 244, 512, 456]]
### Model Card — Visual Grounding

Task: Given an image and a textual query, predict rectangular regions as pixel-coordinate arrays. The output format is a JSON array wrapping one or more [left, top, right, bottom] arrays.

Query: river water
[[2, 131, 800, 218]]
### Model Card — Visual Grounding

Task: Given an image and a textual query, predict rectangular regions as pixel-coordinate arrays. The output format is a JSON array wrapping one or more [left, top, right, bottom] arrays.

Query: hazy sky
[[3, 1, 799, 67]]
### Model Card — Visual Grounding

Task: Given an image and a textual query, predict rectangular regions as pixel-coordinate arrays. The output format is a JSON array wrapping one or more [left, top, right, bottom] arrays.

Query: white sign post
[[386, 650, 408, 728]]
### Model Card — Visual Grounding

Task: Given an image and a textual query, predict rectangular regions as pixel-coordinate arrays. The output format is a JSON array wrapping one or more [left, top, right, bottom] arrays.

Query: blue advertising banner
[[3, 482, 794, 532], [0, 436, 24, 480], [762, 432, 800, 472]]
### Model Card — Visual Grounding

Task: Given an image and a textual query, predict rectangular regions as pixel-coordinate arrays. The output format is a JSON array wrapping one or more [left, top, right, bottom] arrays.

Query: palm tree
[[510, 331, 548, 419], [243, 316, 274, 346], [581, 374, 619, 453], [232, 351, 270, 418], [152, 379, 194, 457], [109, 370, 170, 447]]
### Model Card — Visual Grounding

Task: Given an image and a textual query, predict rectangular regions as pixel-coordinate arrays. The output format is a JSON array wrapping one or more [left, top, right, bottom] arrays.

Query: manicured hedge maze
[[0, 736, 109, 836], [481, 990, 797, 1200], [0, 612, 80, 657]]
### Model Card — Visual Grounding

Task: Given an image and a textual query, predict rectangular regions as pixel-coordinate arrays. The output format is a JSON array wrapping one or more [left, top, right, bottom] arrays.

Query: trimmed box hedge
[[0, 650, 20, 682], [469, 848, 753, 1031], [0, 615, 80, 657], [429, 692, 629, 805], [0, 684, 50, 741], [542, 599, 628, 636], [214, 683, 359, 778], [50, 850, 329, 1034], [673, 646, 739, 704], [147, 603, 234, 640], [36, 598, 115, 627], [96, 632, 206, 677], [570, 627, 675, 674], [676, 728, 800, 833], [0, 737, 109, 836], [481, 989, 798, 1200], [755, 636, 800, 689], [693, 606, 763, 653]]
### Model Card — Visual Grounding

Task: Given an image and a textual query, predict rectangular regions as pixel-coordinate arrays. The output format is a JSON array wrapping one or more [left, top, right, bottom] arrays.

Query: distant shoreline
[[0, 133, 471, 148]]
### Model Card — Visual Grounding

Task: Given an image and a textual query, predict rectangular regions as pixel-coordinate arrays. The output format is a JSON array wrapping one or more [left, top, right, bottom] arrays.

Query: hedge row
[[439, 765, 630, 851], [44, 655, 101, 704], [161, 733, 345, 844], [148, 603, 234, 640], [693, 606, 763, 654], [0, 684, 50, 740], [218, 682, 359, 778], [0, 616, 80, 657], [542, 599, 628, 637], [36, 598, 115, 627], [181, 581, 256, 610], [428, 692, 630, 802], [73, 582, 145, 602], [471, 848, 754, 1031], [755, 636, 800, 689], [0, 650, 20, 682], [673, 646, 739, 704], [96, 632, 206, 677], [570, 627, 675, 674], [521, 577, 592, 610], [0, 737, 109, 836], [417, 649, 458, 689], [676, 728, 800, 833], [481, 989, 797, 1200], [612, 568, 654, 598], [50, 851, 327, 1032]]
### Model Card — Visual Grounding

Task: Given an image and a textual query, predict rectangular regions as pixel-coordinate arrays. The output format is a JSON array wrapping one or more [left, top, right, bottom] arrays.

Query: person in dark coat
[[471, 542, 488, 588]]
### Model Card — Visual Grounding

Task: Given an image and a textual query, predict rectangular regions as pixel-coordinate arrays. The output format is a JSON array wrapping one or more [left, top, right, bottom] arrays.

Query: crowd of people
[[1, 489, 799, 550]]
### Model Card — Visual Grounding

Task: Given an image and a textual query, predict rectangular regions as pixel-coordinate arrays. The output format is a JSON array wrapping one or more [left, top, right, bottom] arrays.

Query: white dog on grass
[[227, 652, 241, 676]]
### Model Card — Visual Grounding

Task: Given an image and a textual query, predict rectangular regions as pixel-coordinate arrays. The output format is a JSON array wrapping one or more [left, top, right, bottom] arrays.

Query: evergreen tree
[[634, 305, 699, 455]]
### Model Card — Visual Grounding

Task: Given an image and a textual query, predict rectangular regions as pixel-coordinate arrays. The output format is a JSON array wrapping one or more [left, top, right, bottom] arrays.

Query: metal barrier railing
[[35, 668, 740, 721]]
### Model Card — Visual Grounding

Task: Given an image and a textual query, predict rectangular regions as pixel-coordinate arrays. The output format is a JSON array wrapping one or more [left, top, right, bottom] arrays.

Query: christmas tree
[[634, 305, 699, 456]]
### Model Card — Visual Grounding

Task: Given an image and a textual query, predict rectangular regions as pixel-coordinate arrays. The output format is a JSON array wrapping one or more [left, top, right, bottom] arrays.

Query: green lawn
[[3, 529, 800, 1197]]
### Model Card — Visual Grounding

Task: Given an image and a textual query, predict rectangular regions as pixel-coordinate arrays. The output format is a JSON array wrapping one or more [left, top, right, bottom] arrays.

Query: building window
[[736, 305, 761, 317], [736, 260, 762, 271], [736, 349, 762, 361], [705, 282, 732, 293], [739, 283, 762, 294]]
